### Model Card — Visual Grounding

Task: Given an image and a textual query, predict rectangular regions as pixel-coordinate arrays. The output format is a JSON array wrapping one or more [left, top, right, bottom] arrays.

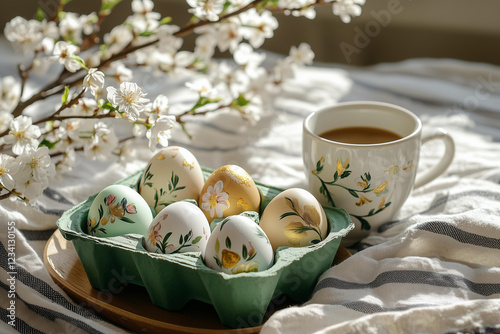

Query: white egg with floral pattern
[[145, 201, 211, 255], [87, 184, 153, 238], [204, 215, 274, 274], [139, 146, 205, 214]]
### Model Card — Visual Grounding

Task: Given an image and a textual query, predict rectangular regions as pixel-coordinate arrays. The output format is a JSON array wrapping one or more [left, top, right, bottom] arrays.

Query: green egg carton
[[56, 168, 354, 329]]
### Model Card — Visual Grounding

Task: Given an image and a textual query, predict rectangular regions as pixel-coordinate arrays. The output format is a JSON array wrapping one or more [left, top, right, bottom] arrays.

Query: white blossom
[[55, 149, 76, 174], [32, 38, 57, 75], [146, 115, 176, 151], [40, 19, 59, 40], [0, 112, 13, 133], [211, 62, 249, 98], [331, 0, 365, 23], [106, 61, 133, 83], [127, 12, 161, 35], [225, 0, 252, 12], [132, 0, 155, 14], [104, 25, 134, 55], [4, 17, 43, 54], [233, 43, 265, 72], [135, 47, 170, 69], [84, 122, 119, 161], [127, 0, 161, 35], [59, 12, 84, 43], [215, 20, 242, 53], [288, 43, 315, 66], [81, 12, 98, 35], [53, 41, 81, 72], [83, 68, 106, 97], [0, 154, 18, 190], [168, 51, 196, 77], [157, 25, 183, 54], [116, 141, 136, 165], [0, 76, 21, 112], [60, 97, 98, 117], [4, 115, 41, 155], [187, 0, 225, 22], [107, 82, 150, 121], [239, 9, 278, 49], [278, 0, 317, 19], [273, 58, 295, 83], [238, 94, 262, 124], [133, 123, 148, 137], [149, 94, 170, 118], [186, 78, 215, 98], [15, 146, 55, 201], [195, 33, 217, 60], [56, 119, 86, 148]]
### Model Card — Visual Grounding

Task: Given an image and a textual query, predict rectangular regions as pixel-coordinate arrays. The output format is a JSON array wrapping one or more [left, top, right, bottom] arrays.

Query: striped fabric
[[2, 53, 500, 333]]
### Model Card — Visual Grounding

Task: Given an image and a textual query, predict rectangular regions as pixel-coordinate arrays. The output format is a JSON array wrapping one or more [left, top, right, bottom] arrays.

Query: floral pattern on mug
[[312, 156, 413, 231], [87, 193, 137, 236]]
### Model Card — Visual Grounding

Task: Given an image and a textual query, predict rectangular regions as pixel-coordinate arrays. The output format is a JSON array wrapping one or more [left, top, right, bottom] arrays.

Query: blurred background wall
[[1, 0, 500, 66]]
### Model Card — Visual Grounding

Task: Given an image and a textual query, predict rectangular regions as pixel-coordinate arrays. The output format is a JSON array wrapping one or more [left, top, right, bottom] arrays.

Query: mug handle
[[414, 128, 455, 189]]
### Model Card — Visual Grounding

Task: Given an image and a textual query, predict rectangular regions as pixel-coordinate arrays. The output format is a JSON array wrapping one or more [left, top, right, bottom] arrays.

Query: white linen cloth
[[2, 42, 500, 333]]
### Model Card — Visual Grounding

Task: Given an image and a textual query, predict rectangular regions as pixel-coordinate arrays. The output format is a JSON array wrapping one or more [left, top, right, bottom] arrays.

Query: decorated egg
[[87, 184, 153, 237], [139, 146, 204, 214], [144, 201, 211, 254], [259, 188, 328, 251], [204, 215, 273, 274], [199, 165, 260, 223]]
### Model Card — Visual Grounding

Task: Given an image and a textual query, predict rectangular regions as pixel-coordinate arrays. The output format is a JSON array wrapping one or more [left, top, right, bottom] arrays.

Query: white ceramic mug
[[302, 101, 455, 246]]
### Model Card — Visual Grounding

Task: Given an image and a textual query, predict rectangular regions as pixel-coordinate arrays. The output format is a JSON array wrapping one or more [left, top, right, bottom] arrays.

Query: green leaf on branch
[[100, 0, 123, 15], [39, 139, 59, 150], [36, 8, 46, 21], [159, 17, 172, 25], [192, 96, 220, 111], [233, 94, 250, 108], [71, 55, 88, 71], [139, 31, 156, 37], [100, 101, 117, 111], [61, 86, 70, 106]]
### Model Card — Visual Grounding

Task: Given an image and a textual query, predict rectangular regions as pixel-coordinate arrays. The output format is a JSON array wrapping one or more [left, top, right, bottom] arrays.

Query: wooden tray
[[44, 229, 351, 334]]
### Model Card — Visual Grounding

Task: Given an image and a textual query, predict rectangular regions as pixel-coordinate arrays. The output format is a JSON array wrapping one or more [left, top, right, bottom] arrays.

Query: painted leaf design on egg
[[283, 222, 308, 246], [302, 204, 320, 227], [215, 238, 220, 254], [280, 196, 324, 245]]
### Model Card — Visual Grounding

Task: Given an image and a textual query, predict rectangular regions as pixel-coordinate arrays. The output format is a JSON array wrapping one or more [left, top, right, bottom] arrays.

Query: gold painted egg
[[259, 188, 328, 252], [139, 146, 204, 214], [198, 165, 260, 223]]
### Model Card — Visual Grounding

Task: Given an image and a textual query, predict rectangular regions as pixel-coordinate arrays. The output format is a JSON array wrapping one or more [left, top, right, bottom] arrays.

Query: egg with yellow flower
[[259, 188, 328, 252], [198, 165, 260, 223], [203, 215, 274, 274]]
